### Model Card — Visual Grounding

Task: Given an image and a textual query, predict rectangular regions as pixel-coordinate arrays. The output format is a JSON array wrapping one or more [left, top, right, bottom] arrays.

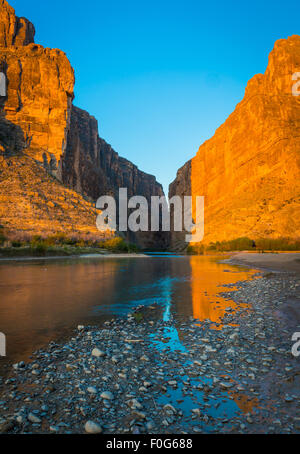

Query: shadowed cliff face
[[0, 0, 168, 248], [170, 35, 300, 249], [62, 106, 164, 202], [61, 106, 169, 248]]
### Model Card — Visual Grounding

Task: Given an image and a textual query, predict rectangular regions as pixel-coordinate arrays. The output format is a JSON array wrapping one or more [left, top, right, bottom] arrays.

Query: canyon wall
[[0, 0, 167, 248], [170, 35, 300, 249], [0, 0, 74, 172], [0, 0, 35, 47], [62, 105, 168, 248], [62, 106, 164, 203]]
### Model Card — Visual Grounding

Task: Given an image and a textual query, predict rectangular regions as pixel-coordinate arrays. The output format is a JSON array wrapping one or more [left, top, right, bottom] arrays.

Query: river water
[[0, 254, 257, 371]]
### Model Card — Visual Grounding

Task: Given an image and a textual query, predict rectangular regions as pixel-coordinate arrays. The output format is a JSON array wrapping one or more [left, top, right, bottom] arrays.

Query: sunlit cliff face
[[0, 0, 75, 172], [183, 36, 300, 247], [0, 154, 106, 238]]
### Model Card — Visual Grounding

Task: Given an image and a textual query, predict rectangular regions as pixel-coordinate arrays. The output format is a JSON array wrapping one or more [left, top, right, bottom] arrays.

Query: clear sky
[[9, 0, 299, 195]]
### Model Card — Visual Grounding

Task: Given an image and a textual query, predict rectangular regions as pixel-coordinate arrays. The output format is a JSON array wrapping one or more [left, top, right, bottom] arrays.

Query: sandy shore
[[225, 252, 300, 274]]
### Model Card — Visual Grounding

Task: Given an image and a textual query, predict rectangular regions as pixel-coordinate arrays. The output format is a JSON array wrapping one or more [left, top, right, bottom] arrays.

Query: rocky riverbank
[[0, 271, 299, 434]]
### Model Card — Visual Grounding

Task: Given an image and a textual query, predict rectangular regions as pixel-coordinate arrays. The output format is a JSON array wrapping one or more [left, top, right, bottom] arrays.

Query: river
[[0, 254, 257, 372]]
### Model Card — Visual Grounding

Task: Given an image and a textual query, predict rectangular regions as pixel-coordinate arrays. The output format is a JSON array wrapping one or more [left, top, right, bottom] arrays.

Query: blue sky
[[10, 0, 299, 195]]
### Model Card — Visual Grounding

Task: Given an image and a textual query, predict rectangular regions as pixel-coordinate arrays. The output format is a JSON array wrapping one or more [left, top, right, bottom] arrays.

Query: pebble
[[91, 348, 106, 358], [28, 413, 41, 424], [100, 391, 114, 401], [84, 421, 103, 434], [87, 387, 97, 394]]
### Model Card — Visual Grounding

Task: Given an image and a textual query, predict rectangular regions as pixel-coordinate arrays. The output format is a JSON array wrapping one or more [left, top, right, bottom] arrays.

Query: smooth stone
[[163, 404, 177, 414], [87, 386, 97, 394], [28, 413, 41, 424], [220, 382, 234, 389], [84, 421, 103, 434], [100, 391, 114, 400], [92, 348, 105, 358]]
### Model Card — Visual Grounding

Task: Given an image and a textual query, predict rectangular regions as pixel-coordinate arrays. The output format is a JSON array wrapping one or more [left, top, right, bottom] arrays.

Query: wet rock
[[84, 421, 103, 434], [220, 382, 234, 389], [163, 404, 177, 414], [92, 348, 106, 358], [87, 387, 97, 394], [100, 391, 114, 401], [28, 413, 41, 424]]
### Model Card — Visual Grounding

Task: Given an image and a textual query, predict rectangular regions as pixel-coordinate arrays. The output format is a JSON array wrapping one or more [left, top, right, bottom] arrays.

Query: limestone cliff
[[0, 0, 167, 247], [0, 1, 74, 172], [170, 35, 300, 248]]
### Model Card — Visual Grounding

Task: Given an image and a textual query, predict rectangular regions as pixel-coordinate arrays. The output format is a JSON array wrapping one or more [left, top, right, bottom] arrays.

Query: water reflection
[[190, 256, 256, 327], [0, 258, 120, 362], [0, 255, 257, 368], [146, 256, 259, 426], [229, 391, 260, 413], [149, 276, 188, 353]]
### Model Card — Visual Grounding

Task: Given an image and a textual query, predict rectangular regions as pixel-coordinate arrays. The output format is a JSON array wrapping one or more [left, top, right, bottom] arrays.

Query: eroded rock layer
[[0, 0, 35, 47], [170, 35, 300, 248], [0, 153, 106, 239], [0, 44, 74, 172]]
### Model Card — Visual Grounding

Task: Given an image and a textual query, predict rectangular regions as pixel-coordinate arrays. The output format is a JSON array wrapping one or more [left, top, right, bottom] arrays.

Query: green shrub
[[208, 237, 255, 252], [31, 242, 47, 256], [203, 237, 300, 252], [101, 237, 139, 253], [132, 312, 143, 323], [0, 233, 6, 246], [12, 241, 22, 248], [103, 237, 128, 251], [127, 242, 139, 253], [227, 237, 255, 251], [187, 244, 204, 255], [255, 238, 300, 251], [31, 235, 42, 243], [75, 240, 86, 248]]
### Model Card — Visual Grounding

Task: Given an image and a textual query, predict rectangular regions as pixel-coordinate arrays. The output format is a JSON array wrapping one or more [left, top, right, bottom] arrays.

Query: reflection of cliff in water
[[229, 390, 260, 414], [0, 258, 120, 362], [0, 255, 258, 372], [190, 256, 257, 327]]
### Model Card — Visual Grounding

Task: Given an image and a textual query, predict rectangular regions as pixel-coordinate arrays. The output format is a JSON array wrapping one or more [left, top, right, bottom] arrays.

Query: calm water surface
[[0, 255, 257, 369]]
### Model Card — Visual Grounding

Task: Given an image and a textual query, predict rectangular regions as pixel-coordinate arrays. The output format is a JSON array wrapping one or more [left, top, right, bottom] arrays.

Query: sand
[[226, 252, 300, 274]]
